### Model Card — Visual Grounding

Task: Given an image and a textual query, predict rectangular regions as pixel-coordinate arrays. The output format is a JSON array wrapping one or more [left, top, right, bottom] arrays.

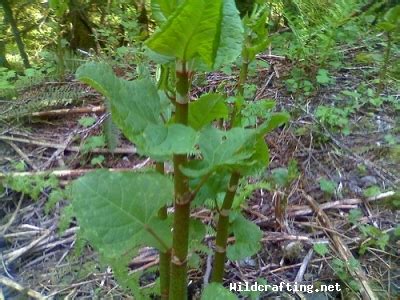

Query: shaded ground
[[0, 45, 399, 299]]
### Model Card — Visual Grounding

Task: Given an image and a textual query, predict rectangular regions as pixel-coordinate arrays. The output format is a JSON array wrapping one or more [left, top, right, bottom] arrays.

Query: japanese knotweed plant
[[69, 0, 288, 299]]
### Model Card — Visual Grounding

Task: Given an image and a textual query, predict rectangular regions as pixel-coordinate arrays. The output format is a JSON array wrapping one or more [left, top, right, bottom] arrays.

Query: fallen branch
[[40, 130, 77, 170], [257, 53, 286, 60], [29, 105, 105, 118], [261, 232, 313, 243], [0, 135, 136, 154], [0, 168, 135, 180], [288, 191, 395, 217], [1, 159, 151, 180], [6, 141, 39, 170], [3, 230, 51, 264], [45, 278, 101, 298], [255, 72, 275, 100], [0, 275, 45, 299], [294, 248, 314, 283], [0, 194, 23, 234], [302, 191, 378, 300]]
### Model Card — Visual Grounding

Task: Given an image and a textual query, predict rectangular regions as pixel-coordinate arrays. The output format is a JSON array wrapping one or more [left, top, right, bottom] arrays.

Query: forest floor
[[0, 44, 399, 299]]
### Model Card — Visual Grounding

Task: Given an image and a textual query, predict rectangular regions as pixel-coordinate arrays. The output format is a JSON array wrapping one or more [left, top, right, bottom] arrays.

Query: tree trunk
[[0, 39, 10, 69], [1, 0, 30, 68], [235, 0, 256, 17], [0, 14, 10, 68], [133, 0, 149, 39], [67, 0, 96, 51]]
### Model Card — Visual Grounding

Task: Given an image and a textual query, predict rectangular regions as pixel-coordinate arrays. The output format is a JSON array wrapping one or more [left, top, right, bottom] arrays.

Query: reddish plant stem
[[169, 60, 191, 300], [211, 172, 241, 283]]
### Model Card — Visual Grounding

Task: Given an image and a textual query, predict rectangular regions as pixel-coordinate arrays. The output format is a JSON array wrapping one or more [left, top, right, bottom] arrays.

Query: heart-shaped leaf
[[76, 62, 198, 159], [201, 283, 238, 300], [71, 170, 174, 257], [76, 62, 161, 137], [146, 0, 243, 68], [188, 93, 229, 130], [227, 213, 262, 260], [181, 126, 258, 177]]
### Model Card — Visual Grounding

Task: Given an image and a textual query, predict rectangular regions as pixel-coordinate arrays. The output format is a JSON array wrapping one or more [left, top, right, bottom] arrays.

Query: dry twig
[[0, 135, 136, 155], [288, 191, 395, 217], [30, 105, 105, 118], [294, 249, 314, 283], [6, 141, 39, 170], [0, 275, 45, 299], [302, 191, 378, 300]]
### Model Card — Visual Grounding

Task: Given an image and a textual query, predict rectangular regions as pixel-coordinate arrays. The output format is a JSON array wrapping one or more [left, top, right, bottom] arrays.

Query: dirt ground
[[0, 48, 399, 299]]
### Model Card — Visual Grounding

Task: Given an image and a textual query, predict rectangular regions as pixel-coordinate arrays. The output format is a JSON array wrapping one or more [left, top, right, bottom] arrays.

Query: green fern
[[0, 83, 83, 122], [280, 0, 360, 64]]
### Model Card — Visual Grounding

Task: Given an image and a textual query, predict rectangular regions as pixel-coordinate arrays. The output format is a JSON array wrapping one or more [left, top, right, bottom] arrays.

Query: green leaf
[[271, 168, 289, 187], [319, 178, 337, 195], [81, 136, 106, 154], [182, 113, 287, 177], [232, 181, 271, 208], [188, 93, 229, 130], [104, 254, 158, 298], [383, 5, 400, 27], [258, 112, 289, 134], [287, 159, 300, 181], [140, 124, 198, 158], [49, 0, 68, 16], [78, 116, 96, 128], [245, 136, 270, 176], [76, 62, 162, 138], [269, 160, 299, 188], [240, 278, 268, 299], [146, 0, 243, 68], [394, 225, 400, 237], [143, 216, 173, 251], [213, 0, 245, 68], [316, 69, 331, 85], [14, 160, 26, 171], [151, 0, 182, 23], [363, 186, 381, 198], [192, 171, 231, 206], [360, 224, 381, 238], [348, 257, 361, 270], [240, 99, 276, 127], [58, 203, 74, 233], [90, 155, 105, 166], [377, 22, 396, 33], [189, 218, 206, 250], [76, 63, 197, 159], [313, 243, 329, 256], [201, 283, 238, 300], [384, 134, 397, 145], [376, 233, 389, 250], [45, 189, 66, 213], [243, 8, 270, 61], [181, 126, 259, 177], [71, 170, 174, 257], [348, 209, 363, 225], [227, 213, 262, 260]]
